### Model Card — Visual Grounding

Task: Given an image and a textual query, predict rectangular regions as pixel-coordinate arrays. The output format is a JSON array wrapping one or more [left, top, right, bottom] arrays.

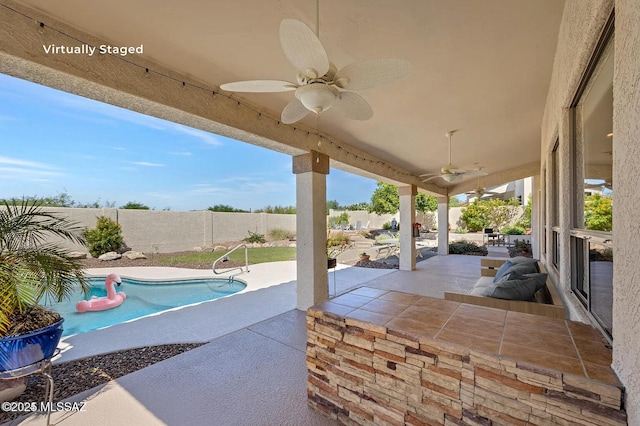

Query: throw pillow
[[493, 260, 514, 282], [509, 256, 539, 265], [484, 273, 548, 301], [494, 262, 539, 283]]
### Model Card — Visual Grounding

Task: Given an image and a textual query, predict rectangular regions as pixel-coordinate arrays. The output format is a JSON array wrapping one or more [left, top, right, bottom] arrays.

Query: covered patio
[[6, 254, 620, 425], [1, 0, 639, 424]]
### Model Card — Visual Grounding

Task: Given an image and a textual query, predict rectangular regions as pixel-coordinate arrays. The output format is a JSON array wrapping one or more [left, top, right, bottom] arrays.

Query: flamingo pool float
[[76, 273, 126, 312]]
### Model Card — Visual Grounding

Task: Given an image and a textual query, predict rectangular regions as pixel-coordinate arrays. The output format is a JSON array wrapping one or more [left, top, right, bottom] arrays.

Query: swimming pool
[[48, 276, 246, 337]]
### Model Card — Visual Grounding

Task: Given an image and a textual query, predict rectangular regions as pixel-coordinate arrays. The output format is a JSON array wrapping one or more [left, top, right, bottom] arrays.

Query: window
[[569, 18, 614, 339], [551, 142, 560, 269]]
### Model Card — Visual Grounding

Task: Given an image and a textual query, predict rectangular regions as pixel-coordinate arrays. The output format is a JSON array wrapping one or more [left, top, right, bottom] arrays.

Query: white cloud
[[128, 161, 165, 167], [0, 157, 62, 182], [168, 124, 223, 146], [169, 151, 192, 156], [0, 156, 55, 170]]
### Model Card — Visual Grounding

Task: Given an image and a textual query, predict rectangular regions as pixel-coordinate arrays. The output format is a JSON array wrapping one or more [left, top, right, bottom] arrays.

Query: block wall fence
[[25, 206, 512, 255]]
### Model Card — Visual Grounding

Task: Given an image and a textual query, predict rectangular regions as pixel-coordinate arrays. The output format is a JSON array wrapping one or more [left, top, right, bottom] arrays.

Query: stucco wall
[[38, 207, 296, 253], [612, 0, 640, 422], [540, 0, 640, 422]]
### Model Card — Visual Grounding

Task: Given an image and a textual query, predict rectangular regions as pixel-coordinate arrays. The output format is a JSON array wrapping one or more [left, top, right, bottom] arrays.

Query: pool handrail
[[212, 243, 249, 279]]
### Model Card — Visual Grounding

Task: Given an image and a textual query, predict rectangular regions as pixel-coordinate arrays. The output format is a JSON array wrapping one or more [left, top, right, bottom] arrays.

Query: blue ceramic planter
[[0, 319, 64, 372]]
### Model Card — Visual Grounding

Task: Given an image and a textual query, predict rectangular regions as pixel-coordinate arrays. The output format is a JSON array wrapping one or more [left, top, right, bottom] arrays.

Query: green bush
[[243, 231, 266, 244], [326, 232, 351, 258], [327, 232, 351, 247], [448, 240, 488, 256], [84, 216, 124, 257], [328, 212, 350, 228], [585, 193, 612, 231], [460, 198, 522, 232], [268, 228, 295, 241], [513, 239, 532, 249], [460, 200, 487, 232], [502, 225, 525, 235], [382, 221, 391, 230], [454, 226, 468, 234]]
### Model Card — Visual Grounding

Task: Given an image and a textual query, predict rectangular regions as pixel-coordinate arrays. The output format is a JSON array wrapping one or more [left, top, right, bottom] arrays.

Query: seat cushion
[[470, 276, 495, 296], [483, 273, 548, 301]]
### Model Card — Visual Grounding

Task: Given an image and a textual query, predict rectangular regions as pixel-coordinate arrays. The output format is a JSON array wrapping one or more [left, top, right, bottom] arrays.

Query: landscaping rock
[[0, 377, 27, 403], [98, 252, 122, 261], [68, 251, 87, 259], [213, 245, 228, 252], [123, 251, 147, 260]]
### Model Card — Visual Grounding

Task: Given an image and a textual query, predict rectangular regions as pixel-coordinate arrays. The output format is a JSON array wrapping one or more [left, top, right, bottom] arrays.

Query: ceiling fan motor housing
[[295, 83, 339, 113]]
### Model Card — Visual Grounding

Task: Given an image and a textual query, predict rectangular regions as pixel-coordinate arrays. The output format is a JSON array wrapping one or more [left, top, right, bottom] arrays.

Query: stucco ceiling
[[14, 0, 566, 189]]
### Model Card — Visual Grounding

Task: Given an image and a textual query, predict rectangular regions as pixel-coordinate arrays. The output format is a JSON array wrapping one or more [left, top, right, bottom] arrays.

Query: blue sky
[[0, 74, 377, 211]]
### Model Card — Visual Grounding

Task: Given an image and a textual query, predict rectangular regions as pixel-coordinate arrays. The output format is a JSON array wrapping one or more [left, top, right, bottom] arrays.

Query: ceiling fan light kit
[[220, 5, 410, 124], [295, 83, 339, 113]]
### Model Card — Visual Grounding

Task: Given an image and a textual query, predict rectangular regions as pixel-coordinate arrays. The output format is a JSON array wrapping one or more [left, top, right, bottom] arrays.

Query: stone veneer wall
[[306, 310, 627, 426]]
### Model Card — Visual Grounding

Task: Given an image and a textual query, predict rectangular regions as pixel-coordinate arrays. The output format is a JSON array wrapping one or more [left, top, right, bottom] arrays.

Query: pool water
[[47, 276, 246, 337]]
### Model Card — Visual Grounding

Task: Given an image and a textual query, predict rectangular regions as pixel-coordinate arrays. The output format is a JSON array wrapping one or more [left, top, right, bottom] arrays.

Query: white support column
[[293, 151, 329, 310], [437, 196, 449, 255], [531, 175, 540, 258], [398, 185, 416, 271]]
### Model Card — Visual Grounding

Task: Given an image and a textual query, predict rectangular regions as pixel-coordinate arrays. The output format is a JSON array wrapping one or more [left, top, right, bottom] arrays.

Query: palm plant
[[0, 200, 90, 337]]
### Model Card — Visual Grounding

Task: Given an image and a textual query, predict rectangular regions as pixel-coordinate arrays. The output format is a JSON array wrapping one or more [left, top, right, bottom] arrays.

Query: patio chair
[[484, 228, 498, 246]]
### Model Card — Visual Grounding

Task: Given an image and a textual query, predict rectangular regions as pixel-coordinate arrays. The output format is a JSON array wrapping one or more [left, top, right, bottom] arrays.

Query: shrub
[[502, 225, 525, 235], [448, 240, 488, 256], [454, 226, 468, 234], [326, 232, 351, 258], [460, 200, 487, 232], [243, 230, 266, 244], [268, 228, 295, 241], [513, 239, 532, 249], [327, 232, 351, 247], [84, 216, 124, 257], [359, 230, 372, 238], [584, 193, 612, 231], [382, 221, 391, 230], [328, 212, 350, 228], [460, 198, 523, 232]]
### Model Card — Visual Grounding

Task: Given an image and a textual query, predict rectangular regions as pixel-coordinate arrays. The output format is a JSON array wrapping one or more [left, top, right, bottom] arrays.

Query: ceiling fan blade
[[448, 168, 468, 174], [220, 80, 297, 93], [463, 169, 488, 177], [334, 58, 411, 90], [332, 92, 373, 120], [441, 173, 464, 183], [422, 176, 441, 182], [280, 19, 329, 79], [281, 99, 311, 124]]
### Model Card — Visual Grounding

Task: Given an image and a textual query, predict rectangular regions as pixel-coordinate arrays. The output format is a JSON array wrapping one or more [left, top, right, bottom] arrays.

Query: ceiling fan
[[220, 2, 410, 124], [421, 130, 488, 183], [466, 173, 499, 198]]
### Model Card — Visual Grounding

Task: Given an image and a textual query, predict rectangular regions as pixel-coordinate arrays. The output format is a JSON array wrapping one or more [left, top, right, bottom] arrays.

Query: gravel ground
[[0, 343, 204, 423]]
